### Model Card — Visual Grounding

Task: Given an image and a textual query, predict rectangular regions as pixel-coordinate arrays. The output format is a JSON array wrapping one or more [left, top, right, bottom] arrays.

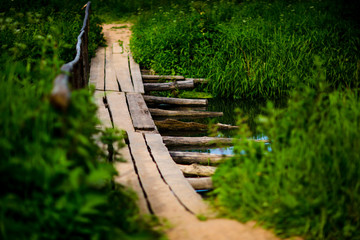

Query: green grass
[[211, 59, 360, 239], [131, 0, 360, 99]]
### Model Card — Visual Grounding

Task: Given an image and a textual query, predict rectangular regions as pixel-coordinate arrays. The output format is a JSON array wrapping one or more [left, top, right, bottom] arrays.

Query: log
[[162, 136, 233, 147], [155, 119, 238, 132], [185, 78, 209, 84], [170, 151, 232, 165], [149, 108, 223, 118], [142, 74, 185, 80], [143, 95, 207, 106], [178, 164, 217, 177], [144, 80, 194, 91], [187, 177, 213, 190]]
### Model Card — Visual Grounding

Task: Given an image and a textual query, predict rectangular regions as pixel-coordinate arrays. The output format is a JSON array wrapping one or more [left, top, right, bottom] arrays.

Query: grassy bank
[[0, 2, 162, 239], [131, 0, 360, 99], [212, 59, 360, 239]]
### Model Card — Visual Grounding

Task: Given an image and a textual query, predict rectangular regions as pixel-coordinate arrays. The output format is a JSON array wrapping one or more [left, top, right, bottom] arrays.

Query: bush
[[212, 58, 360, 239], [131, 0, 360, 99]]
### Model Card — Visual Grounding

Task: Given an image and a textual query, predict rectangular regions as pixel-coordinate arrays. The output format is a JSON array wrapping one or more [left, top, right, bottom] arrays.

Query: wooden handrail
[[50, 2, 91, 110]]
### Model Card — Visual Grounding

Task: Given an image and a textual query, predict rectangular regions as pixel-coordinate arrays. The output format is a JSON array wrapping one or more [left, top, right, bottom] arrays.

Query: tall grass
[[211, 58, 360, 239], [131, 0, 360, 99]]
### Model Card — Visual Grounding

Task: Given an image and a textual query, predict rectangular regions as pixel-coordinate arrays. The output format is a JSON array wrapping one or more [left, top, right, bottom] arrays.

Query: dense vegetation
[[0, 1, 161, 239], [129, 0, 360, 239], [212, 59, 360, 239], [131, 0, 360, 99]]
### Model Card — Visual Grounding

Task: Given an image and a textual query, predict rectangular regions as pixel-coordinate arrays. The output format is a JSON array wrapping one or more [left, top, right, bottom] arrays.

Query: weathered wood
[[170, 151, 232, 165], [187, 177, 213, 190], [129, 54, 145, 93], [114, 144, 150, 214], [106, 92, 134, 132], [94, 91, 112, 129], [127, 132, 194, 219], [149, 108, 223, 118], [112, 42, 123, 54], [50, 74, 71, 110], [126, 93, 156, 131], [155, 119, 238, 132], [112, 52, 134, 92], [144, 80, 194, 91], [143, 95, 207, 106], [185, 78, 209, 84], [163, 136, 233, 147], [105, 47, 119, 91], [142, 75, 185, 80], [178, 164, 217, 177], [145, 133, 208, 214], [89, 47, 105, 90]]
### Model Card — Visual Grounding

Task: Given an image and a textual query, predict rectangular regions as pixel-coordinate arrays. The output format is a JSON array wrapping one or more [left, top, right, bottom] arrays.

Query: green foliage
[[0, 2, 162, 240], [131, 0, 360, 99], [211, 59, 360, 239]]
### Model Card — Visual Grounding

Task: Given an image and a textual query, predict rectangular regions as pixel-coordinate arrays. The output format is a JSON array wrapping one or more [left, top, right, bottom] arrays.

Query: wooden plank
[[143, 95, 207, 106], [142, 75, 185, 80], [94, 91, 112, 129], [170, 151, 232, 165], [106, 92, 134, 132], [89, 47, 105, 90], [126, 93, 156, 131], [185, 78, 209, 84], [129, 54, 144, 93], [178, 164, 217, 177], [149, 108, 223, 118], [105, 47, 119, 91], [144, 80, 194, 91], [114, 145, 150, 214], [155, 119, 238, 132], [145, 133, 208, 214], [112, 52, 134, 92], [127, 132, 192, 219], [112, 42, 123, 54], [187, 177, 213, 190], [162, 136, 233, 147]]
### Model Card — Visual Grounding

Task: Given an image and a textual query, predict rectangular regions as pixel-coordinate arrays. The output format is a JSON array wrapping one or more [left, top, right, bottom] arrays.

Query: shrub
[[212, 58, 360, 239]]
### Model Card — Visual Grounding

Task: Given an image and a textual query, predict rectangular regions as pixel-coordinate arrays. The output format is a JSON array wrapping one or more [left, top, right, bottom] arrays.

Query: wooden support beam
[[162, 136, 233, 147], [149, 108, 223, 118], [187, 177, 213, 190], [143, 95, 207, 106], [144, 80, 194, 91], [155, 119, 237, 132], [126, 93, 156, 131], [145, 133, 208, 214], [129, 54, 145, 93], [170, 151, 232, 165], [142, 75, 185, 80], [178, 164, 217, 177]]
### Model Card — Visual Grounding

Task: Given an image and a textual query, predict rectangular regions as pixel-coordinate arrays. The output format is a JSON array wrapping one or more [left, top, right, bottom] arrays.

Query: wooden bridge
[[86, 23, 281, 240]]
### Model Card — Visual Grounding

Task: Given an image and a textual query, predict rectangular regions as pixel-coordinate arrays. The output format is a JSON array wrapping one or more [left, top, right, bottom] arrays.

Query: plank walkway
[[88, 23, 284, 240]]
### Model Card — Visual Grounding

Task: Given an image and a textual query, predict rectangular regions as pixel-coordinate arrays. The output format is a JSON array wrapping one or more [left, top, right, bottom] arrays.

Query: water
[[156, 98, 284, 154]]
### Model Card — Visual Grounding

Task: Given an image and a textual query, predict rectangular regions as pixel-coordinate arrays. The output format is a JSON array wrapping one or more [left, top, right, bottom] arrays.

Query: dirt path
[[100, 23, 300, 240]]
